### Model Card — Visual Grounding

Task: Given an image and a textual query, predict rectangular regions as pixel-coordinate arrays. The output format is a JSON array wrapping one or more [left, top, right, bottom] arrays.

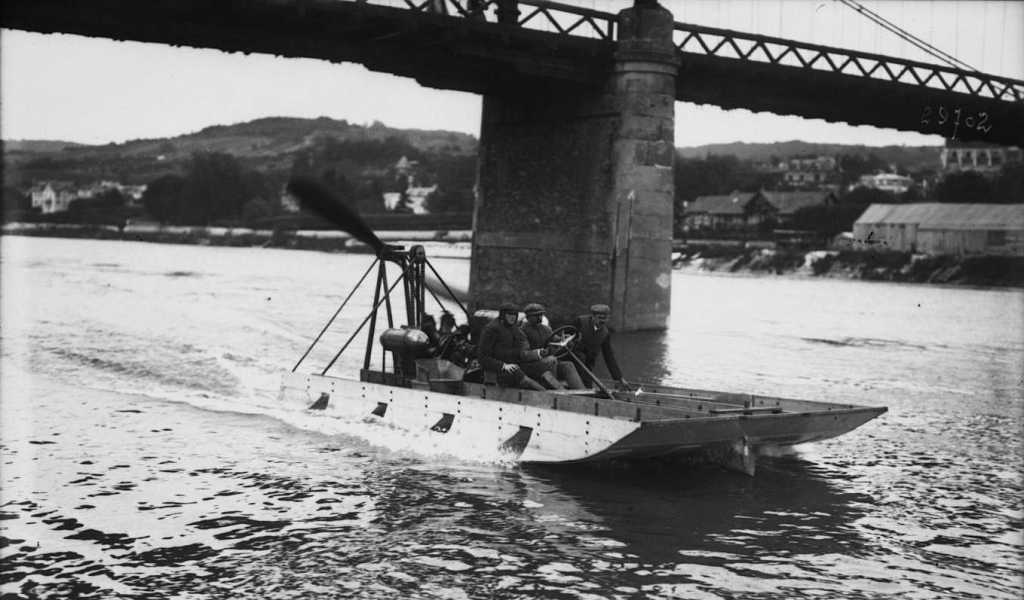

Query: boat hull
[[280, 369, 886, 474]]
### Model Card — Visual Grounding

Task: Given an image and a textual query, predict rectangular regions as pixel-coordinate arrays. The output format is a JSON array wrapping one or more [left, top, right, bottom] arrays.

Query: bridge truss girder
[[2, 0, 1022, 146]]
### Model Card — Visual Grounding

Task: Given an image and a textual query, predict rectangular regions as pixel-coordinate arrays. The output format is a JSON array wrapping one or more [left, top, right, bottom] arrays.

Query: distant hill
[[109, 116, 479, 159], [4, 117, 477, 157], [5, 117, 948, 188], [677, 141, 943, 170], [2, 140, 87, 153], [2, 116, 480, 187]]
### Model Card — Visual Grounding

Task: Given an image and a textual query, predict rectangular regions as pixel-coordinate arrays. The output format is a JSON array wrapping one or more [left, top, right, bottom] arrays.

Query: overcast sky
[[1, 0, 1021, 148]]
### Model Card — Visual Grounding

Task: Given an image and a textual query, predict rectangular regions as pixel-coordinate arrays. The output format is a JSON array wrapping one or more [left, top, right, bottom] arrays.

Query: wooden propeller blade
[[286, 176, 385, 255], [425, 272, 470, 306]]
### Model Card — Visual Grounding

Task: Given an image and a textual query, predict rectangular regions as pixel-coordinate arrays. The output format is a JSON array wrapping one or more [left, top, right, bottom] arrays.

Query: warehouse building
[[852, 203, 1024, 255]]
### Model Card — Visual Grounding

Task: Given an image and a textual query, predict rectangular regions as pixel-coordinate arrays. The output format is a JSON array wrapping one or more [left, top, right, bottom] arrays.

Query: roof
[[763, 191, 836, 215], [854, 203, 1024, 230], [687, 191, 762, 215]]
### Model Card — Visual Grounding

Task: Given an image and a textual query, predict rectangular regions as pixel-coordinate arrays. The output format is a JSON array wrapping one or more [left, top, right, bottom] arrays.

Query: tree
[[142, 174, 186, 223], [789, 186, 894, 239], [933, 171, 993, 203], [837, 153, 890, 189], [427, 188, 473, 213], [242, 198, 273, 225], [1, 185, 30, 219], [69, 188, 126, 220], [991, 161, 1024, 203], [178, 152, 260, 225], [842, 186, 897, 208], [792, 203, 871, 239]]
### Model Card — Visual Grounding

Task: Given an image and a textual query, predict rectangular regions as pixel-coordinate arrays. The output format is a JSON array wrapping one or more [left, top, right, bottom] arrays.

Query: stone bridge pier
[[469, 1, 678, 332]]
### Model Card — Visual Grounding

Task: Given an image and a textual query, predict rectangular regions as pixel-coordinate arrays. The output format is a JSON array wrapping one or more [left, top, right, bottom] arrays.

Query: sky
[[1, 0, 1021, 148]]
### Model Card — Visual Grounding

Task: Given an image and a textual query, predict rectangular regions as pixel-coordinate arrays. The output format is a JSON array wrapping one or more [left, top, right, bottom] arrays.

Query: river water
[[1, 236, 1021, 599]]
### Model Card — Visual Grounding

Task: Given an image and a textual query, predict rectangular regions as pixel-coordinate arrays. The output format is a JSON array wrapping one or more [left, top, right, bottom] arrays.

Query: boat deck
[[362, 366, 875, 425]]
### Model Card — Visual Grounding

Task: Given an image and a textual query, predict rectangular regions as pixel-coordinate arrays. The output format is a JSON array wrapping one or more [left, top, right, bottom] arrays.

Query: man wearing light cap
[[521, 303, 586, 390], [571, 304, 631, 391], [477, 302, 561, 391]]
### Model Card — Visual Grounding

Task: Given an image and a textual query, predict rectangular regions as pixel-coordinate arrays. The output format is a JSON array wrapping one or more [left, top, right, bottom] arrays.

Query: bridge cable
[[836, 0, 981, 74]]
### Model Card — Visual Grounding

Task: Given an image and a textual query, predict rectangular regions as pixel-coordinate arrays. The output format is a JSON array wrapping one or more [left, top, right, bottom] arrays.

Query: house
[[30, 181, 77, 214], [941, 142, 1022, 175], [405, 185, 437, 214], [280, 188, 302, 213], [77, 180, 147, 206], [852, 203, 1024, 255], [683, 191, 776, 230], [395, 155, 419, 177], [763, 190, 839, 225], [856, 173, 915, 194], [781, 156, 841, 190], [384, 184, 438, 214]]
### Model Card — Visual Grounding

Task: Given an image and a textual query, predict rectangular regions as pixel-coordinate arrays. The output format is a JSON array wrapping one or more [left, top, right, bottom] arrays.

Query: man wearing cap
[[571, 304, 632, 391], [521, 303, 586, 390], [477, 302, 561, 391]]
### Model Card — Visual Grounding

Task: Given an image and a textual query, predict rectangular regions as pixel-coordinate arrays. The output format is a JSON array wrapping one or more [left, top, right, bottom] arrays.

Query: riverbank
[[4, 222, 1022, 288], [0, 221, 472, 258], [673, 244, 1024, 288]]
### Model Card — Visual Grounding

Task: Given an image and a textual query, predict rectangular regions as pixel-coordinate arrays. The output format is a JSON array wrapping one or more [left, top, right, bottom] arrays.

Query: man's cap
[[499, 302, 520, 313], [524, 303, 546, 316], [590, 304, 611, 316]]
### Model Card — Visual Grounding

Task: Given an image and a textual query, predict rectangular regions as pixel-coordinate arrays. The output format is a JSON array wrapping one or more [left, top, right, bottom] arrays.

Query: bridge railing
[[356, 0, 1023, 104], [365, 0, 617, 40], [672, 22, 1024, 104]]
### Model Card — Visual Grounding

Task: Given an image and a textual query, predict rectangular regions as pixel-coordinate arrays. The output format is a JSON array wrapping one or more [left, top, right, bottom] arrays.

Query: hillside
[[5, 119, 950, 191], [676, 140, 943, 170], [2, 140, 87, 153], [2, 117, 479, 187]]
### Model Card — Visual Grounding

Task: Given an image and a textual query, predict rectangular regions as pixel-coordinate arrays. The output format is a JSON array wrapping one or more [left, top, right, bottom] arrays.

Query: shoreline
[[1, 221, 473, 259], [4, 222, 1023, 288], [672, 246, 1024, 289]]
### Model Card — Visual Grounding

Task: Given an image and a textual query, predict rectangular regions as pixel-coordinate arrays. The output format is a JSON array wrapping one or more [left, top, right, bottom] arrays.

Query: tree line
[[6, 140, 1021, 238], [38, 135, 481, 228], [673, 152, 1024, 240]]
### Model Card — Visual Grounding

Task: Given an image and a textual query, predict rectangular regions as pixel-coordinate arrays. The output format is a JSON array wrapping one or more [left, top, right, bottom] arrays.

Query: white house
[[30, 182, 77, 214], [941, 142, 1022, 175], [856, 173, 915, 195], [384, 185, 438, 214], [405, 185, 437, 214]]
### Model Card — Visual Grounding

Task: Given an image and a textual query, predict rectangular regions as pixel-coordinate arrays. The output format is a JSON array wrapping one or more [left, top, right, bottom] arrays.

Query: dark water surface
[[2, 237, 1021, 599]]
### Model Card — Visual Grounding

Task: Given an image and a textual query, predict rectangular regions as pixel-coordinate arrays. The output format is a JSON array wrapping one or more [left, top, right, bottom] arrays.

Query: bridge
[[4, 0, 1022, 330]]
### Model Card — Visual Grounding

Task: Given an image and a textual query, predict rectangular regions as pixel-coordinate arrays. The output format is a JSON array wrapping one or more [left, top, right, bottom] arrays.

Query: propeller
[[286, 175, 385, 255], [286, 175, 471, 306]]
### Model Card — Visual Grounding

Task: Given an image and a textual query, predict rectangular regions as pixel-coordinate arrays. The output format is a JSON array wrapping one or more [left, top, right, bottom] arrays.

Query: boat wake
[[260, 402, 523, 467]]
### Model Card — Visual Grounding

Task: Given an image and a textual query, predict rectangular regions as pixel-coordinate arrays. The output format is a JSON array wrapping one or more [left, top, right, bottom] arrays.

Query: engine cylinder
[[380, 328, 430, 356]]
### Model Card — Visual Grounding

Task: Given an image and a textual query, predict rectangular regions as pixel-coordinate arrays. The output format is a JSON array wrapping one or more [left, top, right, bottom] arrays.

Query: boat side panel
[[618, 381, 879, 412], [590, 408, 886, 461], [280, 372, 639, 462]]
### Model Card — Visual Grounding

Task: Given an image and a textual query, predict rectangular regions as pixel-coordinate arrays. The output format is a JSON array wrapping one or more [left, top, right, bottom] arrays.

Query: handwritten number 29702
[[921, 106, 992, 138]]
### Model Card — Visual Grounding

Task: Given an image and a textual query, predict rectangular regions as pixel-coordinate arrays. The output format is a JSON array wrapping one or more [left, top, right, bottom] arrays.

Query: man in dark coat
[[571, 304, 632, 391], [521, 303, 586, 389], [477, 302, 563, 390]]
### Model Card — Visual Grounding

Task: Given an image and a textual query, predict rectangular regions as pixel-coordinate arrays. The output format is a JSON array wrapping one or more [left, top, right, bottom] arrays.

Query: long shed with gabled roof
[[852, 203, 1024, 255], [683, 190, 775, 230]]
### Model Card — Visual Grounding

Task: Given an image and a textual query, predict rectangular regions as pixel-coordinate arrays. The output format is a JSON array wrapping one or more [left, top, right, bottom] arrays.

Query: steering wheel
[[547, 325, 580, 359]]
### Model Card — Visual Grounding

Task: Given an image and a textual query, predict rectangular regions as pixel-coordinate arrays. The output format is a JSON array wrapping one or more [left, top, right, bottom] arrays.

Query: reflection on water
[[525, 457, 873, 561], [1, 237, 1022, 599]]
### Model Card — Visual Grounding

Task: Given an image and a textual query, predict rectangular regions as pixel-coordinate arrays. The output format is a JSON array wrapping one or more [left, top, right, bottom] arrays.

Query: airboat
[[279, 177, 886, 475]]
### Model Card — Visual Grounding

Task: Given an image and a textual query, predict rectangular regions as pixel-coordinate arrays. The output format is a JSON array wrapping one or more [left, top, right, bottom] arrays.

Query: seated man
[[476, 302, 564, 391], [571, 304, 632, 391], [520, 303, 586, 389]]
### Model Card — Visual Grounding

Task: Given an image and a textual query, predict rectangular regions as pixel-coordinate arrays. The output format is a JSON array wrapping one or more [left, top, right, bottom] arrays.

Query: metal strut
[[292, 257, 379, 372], [294, 243, 464, 377]]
